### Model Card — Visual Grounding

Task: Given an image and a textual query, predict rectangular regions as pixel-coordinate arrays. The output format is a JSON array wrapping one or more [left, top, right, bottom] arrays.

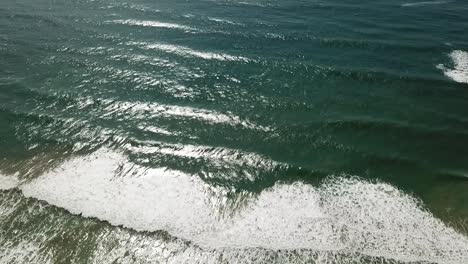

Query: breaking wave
[[437, 50, 468, 84], [0, 149, 466, 263]]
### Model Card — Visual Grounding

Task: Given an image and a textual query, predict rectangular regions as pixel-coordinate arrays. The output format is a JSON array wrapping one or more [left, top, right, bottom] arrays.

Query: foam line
[[11, 149, 468, 263]]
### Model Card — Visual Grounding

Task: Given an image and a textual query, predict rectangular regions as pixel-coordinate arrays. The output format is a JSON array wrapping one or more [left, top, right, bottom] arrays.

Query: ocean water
[[1, 0, 468, 263]]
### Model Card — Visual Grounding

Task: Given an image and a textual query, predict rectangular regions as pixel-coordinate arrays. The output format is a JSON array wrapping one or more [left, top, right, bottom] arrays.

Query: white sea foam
[[437, 50, 468, 84], [128, 41, 251, 62], [17, 149, 468, 263], [0, 173, 20, 190], [109, 19, 196, 32], [401, 1, 451, 7], [20, 150, 220, 238]]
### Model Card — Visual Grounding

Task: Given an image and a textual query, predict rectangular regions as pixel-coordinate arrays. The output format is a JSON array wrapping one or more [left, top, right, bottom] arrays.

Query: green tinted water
[[1, 0, 468, 263]]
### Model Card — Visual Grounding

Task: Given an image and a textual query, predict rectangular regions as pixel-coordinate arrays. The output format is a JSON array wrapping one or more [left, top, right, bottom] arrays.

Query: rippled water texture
[[1, 0, 468, 263]]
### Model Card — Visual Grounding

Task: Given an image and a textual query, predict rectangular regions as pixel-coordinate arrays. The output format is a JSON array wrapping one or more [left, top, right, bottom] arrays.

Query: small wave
[[265, 33, 286, 40], [138, 125, 177, 136], [13, 149, 468, 263], [207, 17, 243, 26], [205, 0, 272, 8], [99, 99, 268, 130], [102, 3, 159, 13], [236, 1, 272, 7], [437, 50, 468, 84], [401, 1, 452, 7], [127, 141, 284, 179], [108, 19, 197, 32], [440, 169, 468, 180], [128, 41, 251, 62]]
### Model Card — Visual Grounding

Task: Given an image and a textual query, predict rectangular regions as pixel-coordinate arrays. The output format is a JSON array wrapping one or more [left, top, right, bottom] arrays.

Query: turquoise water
[[1, 0, 468, 263]]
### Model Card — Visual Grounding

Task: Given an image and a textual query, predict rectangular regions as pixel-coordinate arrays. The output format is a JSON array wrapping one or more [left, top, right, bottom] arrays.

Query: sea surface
[[1, 0, 468, 263]]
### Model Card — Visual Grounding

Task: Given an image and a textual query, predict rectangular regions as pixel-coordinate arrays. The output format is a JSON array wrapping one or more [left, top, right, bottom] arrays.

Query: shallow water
[[1, 0, 468, 263]]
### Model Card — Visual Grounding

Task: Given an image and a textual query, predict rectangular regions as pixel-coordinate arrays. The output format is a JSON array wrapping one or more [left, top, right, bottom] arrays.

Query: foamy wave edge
[[437, 50, 468, 84], [1, 148, 467, 263]]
